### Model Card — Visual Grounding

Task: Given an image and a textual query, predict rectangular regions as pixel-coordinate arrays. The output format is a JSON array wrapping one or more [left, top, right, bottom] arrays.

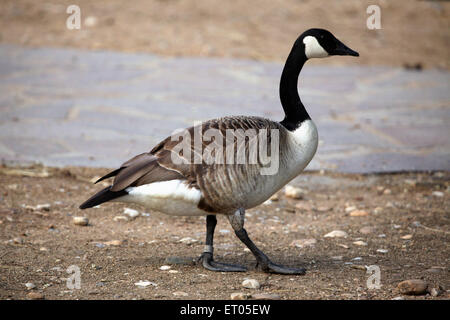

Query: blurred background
[[1, 0, 448, 69]]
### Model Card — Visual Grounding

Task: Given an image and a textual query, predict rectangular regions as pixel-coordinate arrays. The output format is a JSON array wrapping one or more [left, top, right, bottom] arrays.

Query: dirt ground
[[1, 0, 449, 69], [0, 165, 448, 300]]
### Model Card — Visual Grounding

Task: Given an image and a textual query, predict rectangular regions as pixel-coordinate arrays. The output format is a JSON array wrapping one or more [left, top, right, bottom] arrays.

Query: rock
[[425, 267, 444, 274], [27, 292, 44, 300], [284, 185, 305, 199], [25, 282, 36, 290], [230, 292, 251, 300], [159, 265, 171, 271], [353, 241, 368, 246], [359, 226, 376, 234], [173, 291, 188, 297], [349, 210, 369, 217], [373, 207, 383, 214], [36, 204, 51, 211], [331, 256, 343, 261], [290, 238, 317, 248], [113, 215, 128, 222], [383, 189, 392, 195], [179, 237, 198, 244], [391, 296, 405, 300], [13, 237, 24, 244], [72, 216, 89, 226], [242, 279, 260, 289], [134, 280, 157, 288], [428, 286, 442, 297], [376, 249, 388, 254], [324, 230, 348, 238], [351, 265, 367, 271], [316, 206, 331, 212], [432, 191, 444, 197], [345, 206, 357, 213], [123, 208, 139, 219], [401, 234, 413, 240], [252, 293, 281, 300], [104, 240, 124, 246], [397, 279, 428, 295]]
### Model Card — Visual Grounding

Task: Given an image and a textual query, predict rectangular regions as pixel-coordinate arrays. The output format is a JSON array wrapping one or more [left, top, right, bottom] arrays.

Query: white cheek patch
[[303, 36, 329, 59]]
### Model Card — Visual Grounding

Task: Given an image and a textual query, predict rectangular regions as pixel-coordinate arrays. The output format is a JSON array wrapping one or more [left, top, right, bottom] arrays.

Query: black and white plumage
[[80, 29, 359, 274]]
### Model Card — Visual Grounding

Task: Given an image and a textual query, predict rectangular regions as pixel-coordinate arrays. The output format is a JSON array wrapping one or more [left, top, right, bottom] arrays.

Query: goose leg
[[228, 209, 306, 275], [199, 215, 247, 272]]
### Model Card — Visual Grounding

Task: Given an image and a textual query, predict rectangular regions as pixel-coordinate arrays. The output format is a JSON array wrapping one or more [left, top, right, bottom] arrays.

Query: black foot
[[199, 252, 247, 272], [257, 260, 306, 275]]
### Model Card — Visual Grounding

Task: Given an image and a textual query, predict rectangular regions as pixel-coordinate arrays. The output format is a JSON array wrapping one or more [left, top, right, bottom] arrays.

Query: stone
[[25, 282, 36, 290], [353, 241, 368, 246], [349, 210, 369, 217], [72, 216, 89, 226], [104, 240, 124, 246], [376, 249, 388, 253], [432, 191, 444, 197], [324, 230, 348, 238], [123, 208, 139, 219], [242, 279, 260, 289], [401, 234, 413, 240], [252, 293, 281, 300], [231, 292, 251, 300], [345, 206, 357, 213], [173, 291, 188, 297], [179, 237, 198, 244], [290, 238, 317, 248], [27, 292, 44, 300], [284, 186, 305, 199], [159, 265, 171, 271], [397, 279, 428, 295], [135, 280, 157, 288]]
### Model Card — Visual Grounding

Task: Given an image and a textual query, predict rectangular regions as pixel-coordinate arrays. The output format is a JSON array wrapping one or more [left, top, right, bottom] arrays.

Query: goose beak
[[334, 41, 359, 57]]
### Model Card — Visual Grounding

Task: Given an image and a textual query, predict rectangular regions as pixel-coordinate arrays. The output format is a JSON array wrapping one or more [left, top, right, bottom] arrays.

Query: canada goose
[[80, 28, 359, 274]]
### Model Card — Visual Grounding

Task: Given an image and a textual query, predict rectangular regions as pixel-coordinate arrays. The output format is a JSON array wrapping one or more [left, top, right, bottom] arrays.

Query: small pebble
[[324, 230, 348, 238], [179, 237, 198, 244], [72, 216, 89, 226], [159, 265, 171, 271], [230, 292, 251, 300], [376, 249, 388, 253], [349, 210, 369, 217], [284, 185, 305, 199], [104, 240, 124, 246], [290, 238, 317, 248], [401, 234, 413, 240], [252, 293, 281, 300], [353, 241, 368, 246], [123, 208, 139, 219], [432, 191, 444, 197], [27, 292, 44, 300], [242, 279, 260, 289], [135, 281, 157, 288], [173, 291, 188, 297], [397, 279, 428, 295], [25, 282, 36, 290]]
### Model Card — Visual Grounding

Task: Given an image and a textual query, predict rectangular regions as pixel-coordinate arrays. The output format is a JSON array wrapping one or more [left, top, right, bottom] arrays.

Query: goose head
[[298, 28, 359, 59]]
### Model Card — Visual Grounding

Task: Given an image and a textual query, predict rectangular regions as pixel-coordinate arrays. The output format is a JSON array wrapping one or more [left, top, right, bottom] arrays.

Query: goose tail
[[79, 186, 127, 209]]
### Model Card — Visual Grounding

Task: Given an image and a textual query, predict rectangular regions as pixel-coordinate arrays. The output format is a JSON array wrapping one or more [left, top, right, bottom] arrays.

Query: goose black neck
[[279, 43, 310, 131]]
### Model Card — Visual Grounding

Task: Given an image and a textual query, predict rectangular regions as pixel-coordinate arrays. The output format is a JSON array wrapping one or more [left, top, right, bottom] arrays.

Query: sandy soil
[[0, 0, 449, 69], [0, 166, 448, 300]]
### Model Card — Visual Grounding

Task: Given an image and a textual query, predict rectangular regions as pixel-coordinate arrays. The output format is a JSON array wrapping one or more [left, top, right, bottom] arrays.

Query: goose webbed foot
[[256, 259, 306, 275], [199, 252, 247, 272]]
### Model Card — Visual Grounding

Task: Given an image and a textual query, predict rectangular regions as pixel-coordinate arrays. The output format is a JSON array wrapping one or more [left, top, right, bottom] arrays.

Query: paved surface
[[0, 45, 449, 173]]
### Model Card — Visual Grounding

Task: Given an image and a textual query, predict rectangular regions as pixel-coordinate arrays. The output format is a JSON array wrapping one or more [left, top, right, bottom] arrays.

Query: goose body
[[117, 117, 318, 216], [80, 28, 358, 274]]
